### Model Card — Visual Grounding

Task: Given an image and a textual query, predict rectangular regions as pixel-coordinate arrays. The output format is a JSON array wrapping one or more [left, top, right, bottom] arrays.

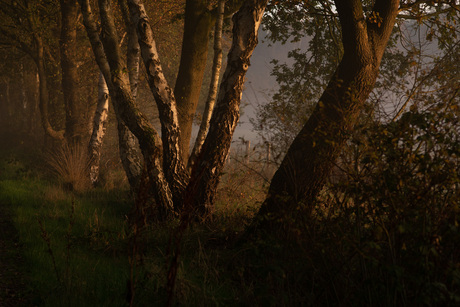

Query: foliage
[[252, 1, 460, 162], [316, 103, 460, 305]]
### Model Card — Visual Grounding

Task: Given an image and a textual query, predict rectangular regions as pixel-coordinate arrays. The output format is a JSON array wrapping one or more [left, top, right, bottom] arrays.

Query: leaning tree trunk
[[87, 6, 142, 189], [255, 0, 400, 235], [188, 0, 225, 172], [80, 0, 175, 218], [128, 0, 189, 206]]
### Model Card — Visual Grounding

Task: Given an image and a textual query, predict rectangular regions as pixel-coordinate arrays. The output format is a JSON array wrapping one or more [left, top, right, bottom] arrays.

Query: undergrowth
[[0, 105, 458, 306]]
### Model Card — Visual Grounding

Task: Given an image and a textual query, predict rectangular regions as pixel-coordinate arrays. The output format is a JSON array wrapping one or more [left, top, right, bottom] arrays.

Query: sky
[[231, 29, 310, 143]]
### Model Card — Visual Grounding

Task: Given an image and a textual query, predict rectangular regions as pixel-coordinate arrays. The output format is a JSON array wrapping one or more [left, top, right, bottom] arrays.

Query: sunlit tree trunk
[[88, 72, 110, 185], [188, 0, 225, 172], [80, 0, 174, 217], [186, 0, 268, 217], [174, 0, 213, 162], [174, 0, 245, 162], [255, 0, 400, 235], [128, 0, 188, 205], [116, 17, 142, 189]]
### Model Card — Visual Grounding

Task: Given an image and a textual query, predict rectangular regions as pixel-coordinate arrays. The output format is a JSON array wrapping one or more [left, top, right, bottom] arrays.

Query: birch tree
[[78, 0, 268, 218], [188, 0, 225, 172], [88, 72, 110, 185]]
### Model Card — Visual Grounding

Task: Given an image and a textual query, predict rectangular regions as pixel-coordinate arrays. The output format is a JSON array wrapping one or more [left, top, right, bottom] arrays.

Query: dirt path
[[0, 201, 30, 306]]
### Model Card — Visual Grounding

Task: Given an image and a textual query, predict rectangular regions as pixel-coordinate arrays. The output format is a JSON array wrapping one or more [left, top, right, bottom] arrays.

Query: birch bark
[[128, 0, 189, 204], [88, 72, 109, 185], [80, 0, 174, 217], [116, 19, 142, 189], [186, 0, 268, 217]]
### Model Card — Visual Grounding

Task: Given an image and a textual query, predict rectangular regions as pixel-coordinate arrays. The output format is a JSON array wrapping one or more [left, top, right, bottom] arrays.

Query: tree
[[175, 0, 244, 161], [188, 0, 226, 171], [78, 0, 268, 219], [60, 0, 88, 146], [0, 0, 66, 142], [251, 0, 459, 235], [255, 0, 401, 233]]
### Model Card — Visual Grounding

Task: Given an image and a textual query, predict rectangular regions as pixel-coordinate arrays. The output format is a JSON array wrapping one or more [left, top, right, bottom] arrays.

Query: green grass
[[2, 138, 458, 306], [0, 149, 264, 306], [0, 153, 133, 306]]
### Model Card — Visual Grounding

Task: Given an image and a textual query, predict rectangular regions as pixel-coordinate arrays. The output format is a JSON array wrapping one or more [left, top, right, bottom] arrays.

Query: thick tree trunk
[[255, 0, 400, 234], [88, 72, 110, 185], [174, 0, 214, 161], [186, 0, 268, 217], [60, 0, 87, 145], [188, 0, 225, 172]]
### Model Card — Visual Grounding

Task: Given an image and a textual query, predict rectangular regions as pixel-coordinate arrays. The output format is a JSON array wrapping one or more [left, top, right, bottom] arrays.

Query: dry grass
[[46, 143, 91, 193]]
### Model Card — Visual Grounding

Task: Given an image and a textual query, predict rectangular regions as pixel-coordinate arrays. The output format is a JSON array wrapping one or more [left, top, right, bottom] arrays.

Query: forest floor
[[0, 197, 30, 306]]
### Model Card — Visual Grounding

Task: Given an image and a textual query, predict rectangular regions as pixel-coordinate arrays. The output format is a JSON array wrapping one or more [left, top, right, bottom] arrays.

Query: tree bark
[[174, 0, 246, 161], [117, 12, 142, 190], [128, 0, 189, 205], [174, 0, 214, 162], [60, 0, 87, 145], [80, 0, 174, 217], [88, 72, 110, 185], [186, 0, 268, 217], [188, 0, 225, 172], [255, 0, 400, 234], [34, 34, 65, 142]]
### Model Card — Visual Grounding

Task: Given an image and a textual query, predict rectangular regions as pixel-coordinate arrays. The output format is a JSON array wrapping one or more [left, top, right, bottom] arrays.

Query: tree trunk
[[88, 72, 110, 185], [27, 71, 40, 134], [34, 34, 65, 142], [88, 3, 142, 189], [186, 0, 268, 217], [188, 0, 225, 172], [81, 0, 174, 218], [60, 0, 87, 145], [255, 0, 400, 235], [116, 17, 142, 190], [174, 0, 214, 161], [128, 0, 189, 206]]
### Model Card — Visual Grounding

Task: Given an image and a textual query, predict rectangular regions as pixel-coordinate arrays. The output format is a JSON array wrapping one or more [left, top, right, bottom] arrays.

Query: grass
[[1, 137, 458, 306], [0, 151, 132, 306], [0, 147, 270, 306]]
